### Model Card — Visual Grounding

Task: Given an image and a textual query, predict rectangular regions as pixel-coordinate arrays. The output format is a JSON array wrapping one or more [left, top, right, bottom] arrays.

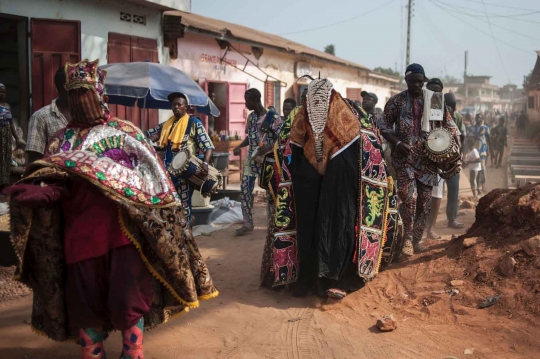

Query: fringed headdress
[[65, 59, 110, 126]]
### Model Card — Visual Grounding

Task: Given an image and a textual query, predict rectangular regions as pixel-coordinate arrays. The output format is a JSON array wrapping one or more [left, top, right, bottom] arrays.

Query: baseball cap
[[361, 91, 378, 103], [405, 63, 426, 77]]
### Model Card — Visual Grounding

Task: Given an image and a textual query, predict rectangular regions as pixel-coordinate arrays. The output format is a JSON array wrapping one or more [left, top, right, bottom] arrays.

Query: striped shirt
[[26, 99, 68, 154]]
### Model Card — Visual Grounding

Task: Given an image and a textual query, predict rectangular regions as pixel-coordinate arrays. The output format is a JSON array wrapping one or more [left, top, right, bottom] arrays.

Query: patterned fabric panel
[[274, 185, 296, 232], [44, 118, 180, 206], [361, 132, 388, 182], [358, 230, 384, 278], [272, 232, 299, 286], [360, 182, 387, 231]]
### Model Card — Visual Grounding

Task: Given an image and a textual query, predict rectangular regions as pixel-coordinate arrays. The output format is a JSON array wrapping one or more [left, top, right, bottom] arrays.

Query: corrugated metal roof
[[164, 10, 372, 72]]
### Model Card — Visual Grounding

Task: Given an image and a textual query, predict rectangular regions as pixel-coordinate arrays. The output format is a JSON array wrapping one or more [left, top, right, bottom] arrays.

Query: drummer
[[146, 92, 214, 224], [380, 64, 458, 256]]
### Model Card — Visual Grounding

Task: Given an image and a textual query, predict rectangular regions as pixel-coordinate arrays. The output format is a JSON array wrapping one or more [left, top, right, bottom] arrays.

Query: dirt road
[[2, 150, 537, 359]]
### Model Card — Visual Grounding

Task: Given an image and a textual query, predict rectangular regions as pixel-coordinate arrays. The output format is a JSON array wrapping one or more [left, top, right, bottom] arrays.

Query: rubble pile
[[446, 183, 540, 317]]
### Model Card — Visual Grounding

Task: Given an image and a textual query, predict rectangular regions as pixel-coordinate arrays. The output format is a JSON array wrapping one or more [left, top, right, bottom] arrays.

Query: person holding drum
[[380, 64, 459, 256], [146, 92, 215, 224]]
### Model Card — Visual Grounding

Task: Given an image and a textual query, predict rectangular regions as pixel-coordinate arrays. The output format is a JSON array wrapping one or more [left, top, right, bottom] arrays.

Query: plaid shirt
[[26, 99, 68, 154]]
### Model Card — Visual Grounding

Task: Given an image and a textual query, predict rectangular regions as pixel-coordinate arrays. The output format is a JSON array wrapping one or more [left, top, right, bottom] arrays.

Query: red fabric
[[62, 180, 130, 264], [3, 183, 67, 207], [66, 244, 152, 330]]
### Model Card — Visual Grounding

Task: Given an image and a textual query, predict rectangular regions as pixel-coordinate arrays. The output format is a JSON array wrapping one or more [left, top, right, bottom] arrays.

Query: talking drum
[[424, 128, 461, 179], [169, 149, 221, 197]]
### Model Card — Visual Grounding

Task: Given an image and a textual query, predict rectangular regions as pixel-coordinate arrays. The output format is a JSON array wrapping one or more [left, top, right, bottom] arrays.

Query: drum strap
[[180, 116, 196, 147]]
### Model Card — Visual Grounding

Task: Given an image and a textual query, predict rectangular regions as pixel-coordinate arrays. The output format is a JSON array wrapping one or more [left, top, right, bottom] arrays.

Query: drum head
[[171, 150, 189, 170], [427, 129, 452, 153]]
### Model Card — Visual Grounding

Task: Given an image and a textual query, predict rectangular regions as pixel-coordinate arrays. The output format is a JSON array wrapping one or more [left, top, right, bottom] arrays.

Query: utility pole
[[464, 50, 468, 79], [406, 0, 413, 66], [464, 51, 469, 101]]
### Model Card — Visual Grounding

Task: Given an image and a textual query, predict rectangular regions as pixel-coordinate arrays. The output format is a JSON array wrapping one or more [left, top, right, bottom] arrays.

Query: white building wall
[[172, 32, 396, 117], [0, 0, 166, 65]]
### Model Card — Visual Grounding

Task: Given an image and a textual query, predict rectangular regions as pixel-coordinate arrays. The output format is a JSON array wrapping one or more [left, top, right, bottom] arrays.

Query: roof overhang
[[122, 0, 190, 11], [163, 11, 371, 74]]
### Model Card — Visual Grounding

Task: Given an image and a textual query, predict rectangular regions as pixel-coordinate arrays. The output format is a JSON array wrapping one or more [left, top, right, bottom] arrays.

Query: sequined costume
[[380, 90, 457, 248], [146, 116, 214, 223], [5, 60, 218, 358], [241, 110, 281, 230], [262, 79, 403, 294]]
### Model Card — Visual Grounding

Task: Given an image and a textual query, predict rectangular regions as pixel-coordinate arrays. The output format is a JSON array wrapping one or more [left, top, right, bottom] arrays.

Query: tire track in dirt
[[216, 313, 284, 359]]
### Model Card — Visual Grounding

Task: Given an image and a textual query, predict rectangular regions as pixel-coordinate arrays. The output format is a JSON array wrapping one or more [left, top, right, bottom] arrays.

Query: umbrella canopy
[[99, 62, 220, 117]]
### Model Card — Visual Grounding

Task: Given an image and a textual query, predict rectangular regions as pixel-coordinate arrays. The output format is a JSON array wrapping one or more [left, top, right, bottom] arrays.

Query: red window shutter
[[265, 81, 274, 108], [107, 33, 159, 130], [31, 19, 81, 112], [346, 88, 362, 102]]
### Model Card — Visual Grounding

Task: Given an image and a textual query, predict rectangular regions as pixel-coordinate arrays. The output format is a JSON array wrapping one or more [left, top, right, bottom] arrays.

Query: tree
[[373, 67, 403, 83], [442, 75, 460, 85], [524, 69, 533, 88], [373, 67, 400, 77], [324, 44, 335, 56]]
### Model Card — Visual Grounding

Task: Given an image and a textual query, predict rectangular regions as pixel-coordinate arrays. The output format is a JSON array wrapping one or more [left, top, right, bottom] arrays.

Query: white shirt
[[465, 149, 482, 172]]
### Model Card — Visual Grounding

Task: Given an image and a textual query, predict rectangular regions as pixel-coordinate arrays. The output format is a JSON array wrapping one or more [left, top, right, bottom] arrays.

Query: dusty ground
[[2, 149, 539, 359]]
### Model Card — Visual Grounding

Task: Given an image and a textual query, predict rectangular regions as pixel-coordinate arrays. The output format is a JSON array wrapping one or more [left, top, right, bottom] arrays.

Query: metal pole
[[406, 0, 413, 66], [464, 50, 468, 79], [142, 96, 147, 132]]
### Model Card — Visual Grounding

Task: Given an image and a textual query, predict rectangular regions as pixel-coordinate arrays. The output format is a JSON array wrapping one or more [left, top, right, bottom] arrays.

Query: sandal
[[427, 231, 442, 240], [235, 226, 253, 236], [448, 220, 465, 229], [326, 288, 347, 299], [401, 239, 414, 257]]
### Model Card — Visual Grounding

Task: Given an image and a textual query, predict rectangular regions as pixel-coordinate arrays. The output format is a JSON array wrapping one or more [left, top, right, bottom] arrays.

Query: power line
[[433, 0, 540, 41], [279, 0, 398, 36], [434, 0, 540, 24], [459, 0, 540, 12], [428, 1, 532, 55], [480, 0, 511, 83]]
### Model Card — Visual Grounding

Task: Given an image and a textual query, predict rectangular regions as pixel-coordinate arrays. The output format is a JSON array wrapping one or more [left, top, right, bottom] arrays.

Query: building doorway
[[0, 14, 29, 133], [208, 81, 227, 136]]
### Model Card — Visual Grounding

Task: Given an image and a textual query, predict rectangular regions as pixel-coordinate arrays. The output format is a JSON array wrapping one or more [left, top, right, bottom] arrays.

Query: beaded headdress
[[64, 59, 107, 94], [306, 78, 333, 163], [64, 59, 110, 124]]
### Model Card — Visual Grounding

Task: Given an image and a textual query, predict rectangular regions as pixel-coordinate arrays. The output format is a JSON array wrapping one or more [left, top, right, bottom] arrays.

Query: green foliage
[[324, 44, 335, 56]]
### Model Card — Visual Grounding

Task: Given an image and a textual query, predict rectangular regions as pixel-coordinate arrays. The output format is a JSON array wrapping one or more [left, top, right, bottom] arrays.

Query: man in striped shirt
[[26, 66, 71, 163]]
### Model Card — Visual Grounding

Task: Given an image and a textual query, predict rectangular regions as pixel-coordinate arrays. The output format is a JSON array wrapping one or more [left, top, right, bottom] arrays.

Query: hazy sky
[[192, 0, 539, 87]]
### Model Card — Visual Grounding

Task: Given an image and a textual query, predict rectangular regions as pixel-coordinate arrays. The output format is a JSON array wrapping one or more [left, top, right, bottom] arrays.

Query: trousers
[[477, 159, 487, 191], [397, 176, 432, 245], [240, 175, 257, 229], [445, 173, 460, 223]]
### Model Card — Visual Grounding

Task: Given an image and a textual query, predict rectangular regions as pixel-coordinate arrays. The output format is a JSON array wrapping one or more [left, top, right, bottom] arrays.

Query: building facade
[[525, 51, 540, 121], [162, 11, 400, 136], [0, 0, 190, 133]]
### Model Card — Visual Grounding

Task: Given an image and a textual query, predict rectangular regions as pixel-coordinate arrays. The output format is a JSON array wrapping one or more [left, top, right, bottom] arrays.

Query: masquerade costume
[[261, 79, 403, 294], [6, 60, 218, 358]]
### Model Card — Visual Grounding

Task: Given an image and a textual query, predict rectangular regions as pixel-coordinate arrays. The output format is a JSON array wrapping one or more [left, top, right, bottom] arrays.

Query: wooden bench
[[514, 175, 540, 187], [508, 157, 540, 166]]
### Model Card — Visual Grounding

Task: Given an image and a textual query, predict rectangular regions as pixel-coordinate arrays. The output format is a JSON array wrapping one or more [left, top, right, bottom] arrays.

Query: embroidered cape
[[9, 117, 218, 341]]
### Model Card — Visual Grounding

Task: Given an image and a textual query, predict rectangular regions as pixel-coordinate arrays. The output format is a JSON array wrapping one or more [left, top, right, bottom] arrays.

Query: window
[[529, 96, 535, 109], [346, 88, 362, 102], [265, 81, 281, 113]]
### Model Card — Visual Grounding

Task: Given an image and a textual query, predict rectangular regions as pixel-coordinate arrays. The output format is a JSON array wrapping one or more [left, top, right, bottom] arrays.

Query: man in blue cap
[[380, 63, 458, 256]]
